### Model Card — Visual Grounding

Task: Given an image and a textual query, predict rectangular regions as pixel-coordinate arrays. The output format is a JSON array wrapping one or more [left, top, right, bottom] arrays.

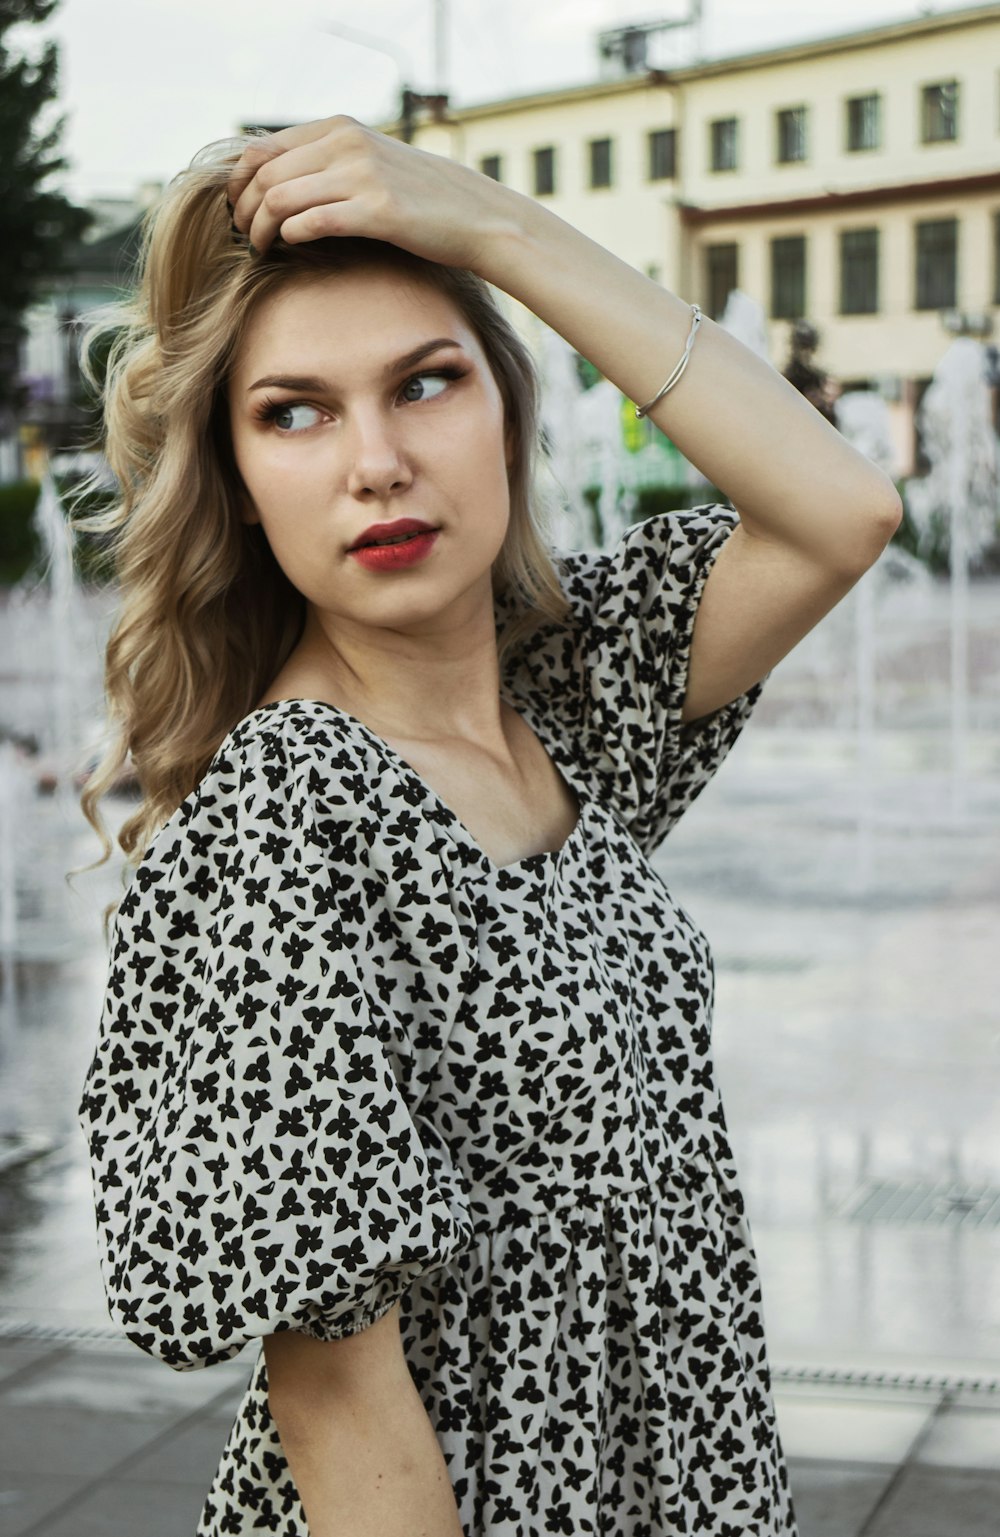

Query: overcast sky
[[20, 0, 981, 202]]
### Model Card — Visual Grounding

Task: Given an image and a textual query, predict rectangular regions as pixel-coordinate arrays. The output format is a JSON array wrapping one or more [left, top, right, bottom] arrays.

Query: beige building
[[393, 3, 1000, 479]]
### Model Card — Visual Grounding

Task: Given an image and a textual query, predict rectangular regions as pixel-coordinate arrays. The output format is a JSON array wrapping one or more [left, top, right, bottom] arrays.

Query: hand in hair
[[227, 114, 515, 276], [227, 113, 901, 602]]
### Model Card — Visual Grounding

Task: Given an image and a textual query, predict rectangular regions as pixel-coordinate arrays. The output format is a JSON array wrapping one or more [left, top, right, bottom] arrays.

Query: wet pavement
[[1, 1335, 998, 1536], [1, 569, 999, 1533]]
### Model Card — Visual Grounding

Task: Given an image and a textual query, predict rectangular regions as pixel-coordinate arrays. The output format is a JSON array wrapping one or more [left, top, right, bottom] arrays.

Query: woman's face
[[228, 265, 512, 639]]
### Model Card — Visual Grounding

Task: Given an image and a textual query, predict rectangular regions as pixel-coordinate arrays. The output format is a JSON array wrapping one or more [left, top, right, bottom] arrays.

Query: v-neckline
[[242, 693, 589, 880]]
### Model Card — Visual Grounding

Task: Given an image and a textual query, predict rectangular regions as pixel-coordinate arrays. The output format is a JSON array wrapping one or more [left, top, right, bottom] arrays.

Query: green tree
[[0, 0, 91, 412]]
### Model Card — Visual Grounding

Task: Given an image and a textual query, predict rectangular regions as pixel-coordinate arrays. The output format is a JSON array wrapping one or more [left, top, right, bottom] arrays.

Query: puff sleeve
[[551, 504, 770, 857], [78, 726, 474, 1371]]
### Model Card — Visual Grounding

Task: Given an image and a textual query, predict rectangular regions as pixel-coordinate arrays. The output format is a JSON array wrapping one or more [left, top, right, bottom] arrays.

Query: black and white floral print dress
[[80, 504, 797, 1537]]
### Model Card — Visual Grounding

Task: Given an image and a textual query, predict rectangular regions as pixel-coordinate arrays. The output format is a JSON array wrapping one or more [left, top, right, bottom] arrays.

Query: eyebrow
[[246, 337, 464, 394]]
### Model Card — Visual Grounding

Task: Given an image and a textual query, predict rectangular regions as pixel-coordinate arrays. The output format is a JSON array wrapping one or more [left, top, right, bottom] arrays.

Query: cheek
[[441, 410, 510, 496], [234, 428, 291, 492], [232, 448, 325, 576], [233, 431, 328, 528]]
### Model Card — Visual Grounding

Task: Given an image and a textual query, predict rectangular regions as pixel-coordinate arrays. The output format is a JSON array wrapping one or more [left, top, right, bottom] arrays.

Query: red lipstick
[[348, 520, 440, 571], [348, 517, 438, 551]]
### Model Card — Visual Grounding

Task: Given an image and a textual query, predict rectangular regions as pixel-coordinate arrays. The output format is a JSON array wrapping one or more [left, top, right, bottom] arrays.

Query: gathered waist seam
[[465, 1180, 656, 1238]]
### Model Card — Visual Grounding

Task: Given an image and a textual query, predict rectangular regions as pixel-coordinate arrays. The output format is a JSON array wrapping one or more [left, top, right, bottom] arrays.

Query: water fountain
[[691, 293, 900, 888], [531, 312, 725, 555], [718, 287, 771, 360], [0, 742, 25, 1016], [0, 469, 106, 1018], [905, 336, 999, 819], [1, 471, 93, 782], [528, 292, 1000, 893], [532, 320, 595, 549], [834, 387, 907, 889], [533, 318, 635, 551]]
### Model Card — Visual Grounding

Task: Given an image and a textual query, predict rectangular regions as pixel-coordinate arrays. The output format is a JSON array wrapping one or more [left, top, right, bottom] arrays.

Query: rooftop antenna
[[434, 0, 449, 95], [597, 2, 705, 75]]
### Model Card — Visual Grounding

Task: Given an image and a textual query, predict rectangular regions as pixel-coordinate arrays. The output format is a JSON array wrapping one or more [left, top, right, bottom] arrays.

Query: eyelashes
[[249, 397, 287, 429], [252, 398, 321, 433], [251, 366, 469, 432], [398, 365, 467, 404]]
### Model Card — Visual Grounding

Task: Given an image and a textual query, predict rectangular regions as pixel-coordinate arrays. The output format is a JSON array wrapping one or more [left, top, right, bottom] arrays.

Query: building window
[[479, 154, 502, 181], [846, 93, 881, 152], [771, 235, 806, 319], [840, 228, 879, 314], [776, 106, 808, 163], [706, 243, 738, 320], [710, 117, 739, 172], [589, 137, 613, 189], [648, 128, 676, 180], [533, 146, 556, 196], [915, 218, 957, 309], [921, 80, 959, 143]]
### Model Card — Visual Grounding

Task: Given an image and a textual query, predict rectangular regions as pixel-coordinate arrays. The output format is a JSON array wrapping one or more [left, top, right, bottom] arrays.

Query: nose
[[344, 408, 413, 500]]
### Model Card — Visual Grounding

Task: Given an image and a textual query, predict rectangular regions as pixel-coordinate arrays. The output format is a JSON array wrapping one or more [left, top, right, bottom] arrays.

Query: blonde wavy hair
[[69, 133, 572, 934]]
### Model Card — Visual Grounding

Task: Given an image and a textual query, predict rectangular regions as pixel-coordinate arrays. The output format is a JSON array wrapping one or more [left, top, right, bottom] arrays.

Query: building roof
[[383, 2, 1000, 128]]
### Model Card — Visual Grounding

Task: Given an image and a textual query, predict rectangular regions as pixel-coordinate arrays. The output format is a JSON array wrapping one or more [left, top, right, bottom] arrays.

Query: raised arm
[[472, 198, 900, 562], [228, 116, 903, 722], [452, 192, 904, 725]]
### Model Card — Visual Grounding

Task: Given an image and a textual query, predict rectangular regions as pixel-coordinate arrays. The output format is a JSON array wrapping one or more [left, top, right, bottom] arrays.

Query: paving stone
[[0, 1475, 89, 1537], [773, 1391, 934, 1463], [786, 1461, 894, 1537], [915, 1404, 1000, 1471], [117, 1421, 228, 1488], [201, 1381, 251, 1425], [0, 1347, 237, 1416], [0, 1408, 174, 1479], [866, 1467, 1000, 1537], [22, 1477, 206, 1537], [0, 1342, 67, 1386]]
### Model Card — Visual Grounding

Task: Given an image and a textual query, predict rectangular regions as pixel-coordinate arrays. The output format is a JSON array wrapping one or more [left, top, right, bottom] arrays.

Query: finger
[[232, 139, 344, 236], [245, 169, 354, 253], [226, 137, 281, 210], [226, 114, 361, 209], [270, 200, 363, 248]]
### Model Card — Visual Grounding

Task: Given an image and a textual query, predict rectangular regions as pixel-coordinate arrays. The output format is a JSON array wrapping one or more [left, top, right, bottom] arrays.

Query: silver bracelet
[[634, 304, 703, 418]]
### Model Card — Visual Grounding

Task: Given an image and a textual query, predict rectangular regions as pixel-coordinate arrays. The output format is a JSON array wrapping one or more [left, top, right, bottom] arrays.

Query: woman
[[77, 115, 901, 1537]]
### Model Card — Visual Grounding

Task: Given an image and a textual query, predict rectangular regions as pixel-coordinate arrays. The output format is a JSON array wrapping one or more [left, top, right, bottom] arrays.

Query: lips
[[349, 518, 439, 551]]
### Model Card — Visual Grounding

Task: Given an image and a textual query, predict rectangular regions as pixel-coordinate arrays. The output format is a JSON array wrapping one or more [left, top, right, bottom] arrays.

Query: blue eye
[[269, 402, 322, 433], [400, 370, 457, 403]]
